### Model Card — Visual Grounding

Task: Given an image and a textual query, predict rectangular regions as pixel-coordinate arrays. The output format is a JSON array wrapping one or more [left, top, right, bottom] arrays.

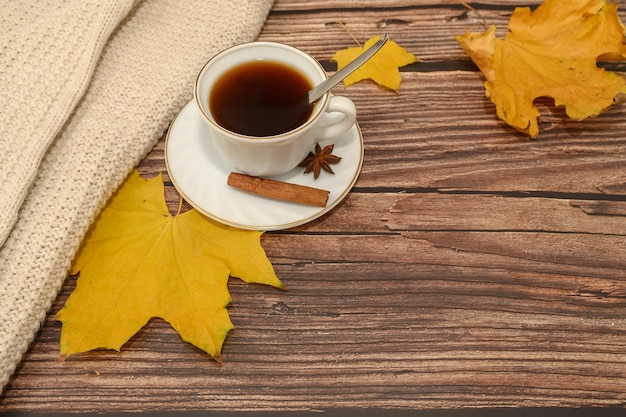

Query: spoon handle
[[307, 33, 390, 104]]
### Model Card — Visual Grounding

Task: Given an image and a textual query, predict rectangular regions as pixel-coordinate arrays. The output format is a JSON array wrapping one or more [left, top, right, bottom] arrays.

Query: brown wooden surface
[[2, 0, 626, 413]]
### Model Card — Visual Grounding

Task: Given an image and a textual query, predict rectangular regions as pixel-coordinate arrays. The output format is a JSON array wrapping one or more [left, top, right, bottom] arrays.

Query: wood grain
[[1, 0, 626, 413]]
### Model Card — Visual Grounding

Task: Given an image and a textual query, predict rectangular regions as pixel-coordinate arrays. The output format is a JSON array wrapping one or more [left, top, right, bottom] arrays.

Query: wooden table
[[2, 0, 626, 414]]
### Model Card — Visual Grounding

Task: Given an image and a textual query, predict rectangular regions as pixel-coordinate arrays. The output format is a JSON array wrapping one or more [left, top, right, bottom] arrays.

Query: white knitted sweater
[[0, 0, 274, 393]]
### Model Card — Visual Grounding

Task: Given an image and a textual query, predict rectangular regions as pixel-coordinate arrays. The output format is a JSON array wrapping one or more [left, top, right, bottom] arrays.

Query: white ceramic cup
[[195, 42, 357, 177]]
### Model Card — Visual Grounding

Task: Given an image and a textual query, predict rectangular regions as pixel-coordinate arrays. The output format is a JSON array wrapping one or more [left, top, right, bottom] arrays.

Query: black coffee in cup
[[209, 61, 314, 137]]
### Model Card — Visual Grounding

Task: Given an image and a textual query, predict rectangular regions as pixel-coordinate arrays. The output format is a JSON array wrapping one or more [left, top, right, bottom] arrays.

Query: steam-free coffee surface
[[210, 61, 314, 137]]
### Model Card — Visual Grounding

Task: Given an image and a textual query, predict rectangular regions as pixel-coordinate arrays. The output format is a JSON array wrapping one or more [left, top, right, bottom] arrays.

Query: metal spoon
[[307, 33, 390, 104]]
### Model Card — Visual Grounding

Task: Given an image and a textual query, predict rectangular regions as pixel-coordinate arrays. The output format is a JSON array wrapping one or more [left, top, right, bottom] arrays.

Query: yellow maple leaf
[[455, 0, 626, 138], [57, 170, 283, 360], [332, 35, 417, 91]]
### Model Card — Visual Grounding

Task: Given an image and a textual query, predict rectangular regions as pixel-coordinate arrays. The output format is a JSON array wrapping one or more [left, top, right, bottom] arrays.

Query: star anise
[[298, 143, 342, 179]]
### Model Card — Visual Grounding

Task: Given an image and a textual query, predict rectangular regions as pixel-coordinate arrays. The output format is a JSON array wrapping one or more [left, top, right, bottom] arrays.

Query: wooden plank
[[261, 4, 515, 62], [3, 234, 626, 411], [271, 0, 543, 10], [387, 193, 626, 234], [346, 72, 626, 192], [263, 233, 626, 277]]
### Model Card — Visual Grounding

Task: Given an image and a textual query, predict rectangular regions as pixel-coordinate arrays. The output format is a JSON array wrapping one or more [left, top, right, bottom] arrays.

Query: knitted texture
[[0, 0, 135, 246], [0, 0, 274, 393]]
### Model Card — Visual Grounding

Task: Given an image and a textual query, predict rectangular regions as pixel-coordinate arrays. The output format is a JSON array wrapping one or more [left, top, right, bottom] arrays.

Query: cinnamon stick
[[227, 172, 330, 207]]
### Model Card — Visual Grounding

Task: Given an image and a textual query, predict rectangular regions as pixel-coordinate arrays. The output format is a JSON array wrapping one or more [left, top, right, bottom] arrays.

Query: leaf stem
[[457, 0, 488, 28], [176, 196, 183, 216], [336, 21, 361, 47]]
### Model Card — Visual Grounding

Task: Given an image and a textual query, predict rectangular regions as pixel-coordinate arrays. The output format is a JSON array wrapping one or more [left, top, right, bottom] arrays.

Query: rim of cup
[[194, 41, 330, 144]]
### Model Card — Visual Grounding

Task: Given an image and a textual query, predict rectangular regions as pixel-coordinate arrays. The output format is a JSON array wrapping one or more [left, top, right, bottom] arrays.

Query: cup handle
[[316, 95, 357, 141]]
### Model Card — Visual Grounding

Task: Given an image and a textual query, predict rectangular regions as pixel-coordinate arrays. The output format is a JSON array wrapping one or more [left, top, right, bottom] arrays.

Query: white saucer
[[165, 100, 364, 230]]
